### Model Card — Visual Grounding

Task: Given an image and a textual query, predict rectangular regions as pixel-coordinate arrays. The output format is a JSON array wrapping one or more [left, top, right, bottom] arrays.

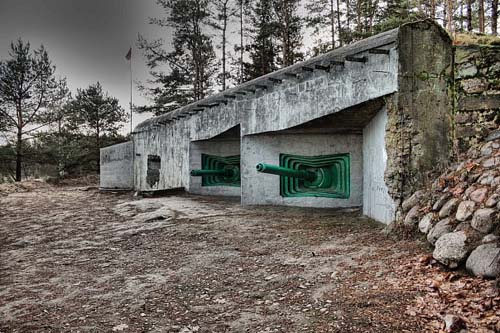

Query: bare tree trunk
[[447, 0, 454, 33], [492, 0, 499, 35], [57, 118, 64, 177], [221, 0, 228, 91], [460, 0, 464, 31], [337, 0, 342, 46], [239, 0, 244, 83], [193, 1, 202, 100], [15, 103, 23, 182], [431, 0, 436, 18], [330, 0, 335, 49], [96, 122, 101, 173], [364, 0, 370, 34], [479, 0, 485, 33], [356, 0, 362, 33], [467, 0, 473, 31], [346, 0, 351, 42], [15, 128, 22, 182]]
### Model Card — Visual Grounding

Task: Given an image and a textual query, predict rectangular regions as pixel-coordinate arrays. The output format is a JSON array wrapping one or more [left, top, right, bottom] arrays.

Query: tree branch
[[24, 87, 46, 126], [22, 121, 54, 135]]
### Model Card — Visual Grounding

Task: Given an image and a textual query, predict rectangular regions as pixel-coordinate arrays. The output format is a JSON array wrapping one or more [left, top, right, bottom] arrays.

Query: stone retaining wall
[[455, 45, 500, 155]]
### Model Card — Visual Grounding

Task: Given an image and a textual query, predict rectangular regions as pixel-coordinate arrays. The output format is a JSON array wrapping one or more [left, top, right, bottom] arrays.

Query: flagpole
[[129, 48, 133, 135]]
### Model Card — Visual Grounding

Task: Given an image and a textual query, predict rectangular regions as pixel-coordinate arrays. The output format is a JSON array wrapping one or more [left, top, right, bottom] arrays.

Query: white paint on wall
[[362, 107, 395, 224]]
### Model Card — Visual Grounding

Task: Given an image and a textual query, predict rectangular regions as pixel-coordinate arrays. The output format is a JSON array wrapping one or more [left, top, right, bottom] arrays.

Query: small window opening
[[147, 155, 161, 187]]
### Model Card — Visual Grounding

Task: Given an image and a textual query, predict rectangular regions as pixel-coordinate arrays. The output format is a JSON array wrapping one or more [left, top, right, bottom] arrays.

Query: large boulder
[[480, 141, 495, 156], [455, 200, 475, 222], [427, 218, 454, 245], [402, 190, 425, 212], [466, 243, 500, 278], [485, 193, 500, 208], [470, 187, 489, 203], [483, 157, 500, 168], [433, 231, 471, 268], [432, 193, 451, 211], [418, 213, 434, 234], [403, 205, 421, 227], [482, 234, 499, 244], [471, 208, 497, 233], [438, 198, 460, 218], [461, 78, 489, 94]]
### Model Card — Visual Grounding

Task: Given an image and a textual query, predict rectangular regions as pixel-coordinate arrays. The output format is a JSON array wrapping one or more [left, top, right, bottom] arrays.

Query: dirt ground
[[1, 184, 499, 332]]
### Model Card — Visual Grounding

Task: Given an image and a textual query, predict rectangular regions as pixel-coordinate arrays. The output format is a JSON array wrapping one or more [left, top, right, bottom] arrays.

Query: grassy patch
[[454, 33, 500, 46]]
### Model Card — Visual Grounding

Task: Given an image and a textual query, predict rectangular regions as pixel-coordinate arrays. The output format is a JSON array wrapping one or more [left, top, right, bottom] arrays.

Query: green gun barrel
[[256, 163, 316, 181], [190, 169, 235, 177]]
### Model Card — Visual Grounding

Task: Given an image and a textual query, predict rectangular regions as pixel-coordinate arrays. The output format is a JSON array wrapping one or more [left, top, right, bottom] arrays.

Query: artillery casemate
[[255, 153, 350, 198], [191, 154, 240, 187], [256, 163, 314, 180], [190, 168, 237, 178]]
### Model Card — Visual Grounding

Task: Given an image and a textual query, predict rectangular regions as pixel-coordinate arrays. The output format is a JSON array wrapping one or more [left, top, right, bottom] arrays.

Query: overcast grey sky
[[0, 0, 167, 131]]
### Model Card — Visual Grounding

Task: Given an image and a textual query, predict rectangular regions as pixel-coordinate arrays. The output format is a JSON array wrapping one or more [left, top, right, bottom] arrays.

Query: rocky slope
[[401, 130, 500, 278]]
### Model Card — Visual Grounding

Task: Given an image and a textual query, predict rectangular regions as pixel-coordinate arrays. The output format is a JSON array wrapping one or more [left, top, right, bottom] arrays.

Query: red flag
[[125, 47, 131, 60]]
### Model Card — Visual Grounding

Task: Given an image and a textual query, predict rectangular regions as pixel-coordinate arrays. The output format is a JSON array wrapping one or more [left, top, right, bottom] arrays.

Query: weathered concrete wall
[[363, 107, 396, 224], [134, 121, 190, 191], [241, 133, 363, 208], [188, 138, 241, 196], [242, 48, 398, 135], [100, 141, 134, 189], [454, 45, 500, 155], [385, 21, 454, 213]]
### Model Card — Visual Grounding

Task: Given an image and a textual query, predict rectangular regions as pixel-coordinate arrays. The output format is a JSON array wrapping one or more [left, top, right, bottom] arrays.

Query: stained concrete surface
[[100, 141, 134, 190], [363, 108, 395, 224]]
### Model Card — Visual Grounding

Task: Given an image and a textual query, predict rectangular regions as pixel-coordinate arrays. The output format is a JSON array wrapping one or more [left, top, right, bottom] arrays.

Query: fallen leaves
[[401, 257, 500, 332]]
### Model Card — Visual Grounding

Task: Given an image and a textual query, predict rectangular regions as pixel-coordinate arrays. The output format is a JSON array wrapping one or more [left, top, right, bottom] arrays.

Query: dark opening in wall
[[147, 155, 161, 187]]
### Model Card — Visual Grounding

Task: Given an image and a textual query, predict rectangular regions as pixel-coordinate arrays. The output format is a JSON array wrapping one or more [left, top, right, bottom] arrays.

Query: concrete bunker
[[101, 20, 453, 225], [188, 125, 241, 197]]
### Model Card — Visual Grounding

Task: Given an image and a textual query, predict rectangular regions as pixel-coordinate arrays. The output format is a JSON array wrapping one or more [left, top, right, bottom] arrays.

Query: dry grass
[[454, 33, 500, 46]]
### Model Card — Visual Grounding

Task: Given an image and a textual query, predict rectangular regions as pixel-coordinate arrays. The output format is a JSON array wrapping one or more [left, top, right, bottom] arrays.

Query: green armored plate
[[199, 154, 241, 187], [279, 153, 350, 199]]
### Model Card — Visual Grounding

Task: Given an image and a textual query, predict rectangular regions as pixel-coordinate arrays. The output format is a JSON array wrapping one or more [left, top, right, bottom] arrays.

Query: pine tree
[[0, 39, 68, 181], [305, 0, 338, 50], [337, 0, 342, 46], [233, 0, 250, 84], [458, 0, 465, 31], [467, 0, 473, 31], [373, 0, 416, 34], [211, 0, 238, 91], [446, 0, 454, 33], [67, 82, 126, 171], [274, 0, 303, 67], [352, 0, 380, 39], [492, 0, 498, 35], [243, 0, 279, 80], [479, 0, 485, 32], [138, 0, 216, 115]]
